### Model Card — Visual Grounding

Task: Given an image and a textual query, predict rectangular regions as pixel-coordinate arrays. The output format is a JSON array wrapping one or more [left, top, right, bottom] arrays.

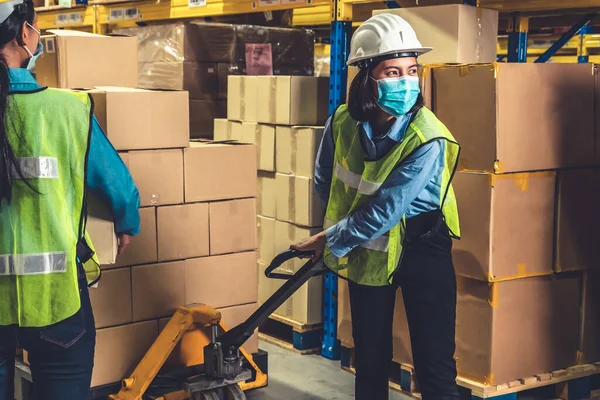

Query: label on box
[[68, 12, 83, 23], [124, 7, 140, 19], [245, 43, 273, 76], [188, 0, 207, 8], [44, 37, 56, 54], [258, 0, 281, 6], [108, 8, 124, 21]]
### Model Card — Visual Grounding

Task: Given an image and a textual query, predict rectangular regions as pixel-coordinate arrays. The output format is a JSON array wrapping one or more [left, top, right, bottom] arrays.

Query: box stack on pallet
[[32, 30, 260, 390], [339, 4, 600, 400], [215, 74, 330, 353], [116, 22, 315, 139]]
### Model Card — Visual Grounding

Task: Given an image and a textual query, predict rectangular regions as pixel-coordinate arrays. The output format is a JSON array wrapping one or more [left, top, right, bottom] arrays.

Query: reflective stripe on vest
[[324, 217, 389, 253], [334, 163, 382, 196], [13, 157, 59, 179], [0, 252, 67, 276]]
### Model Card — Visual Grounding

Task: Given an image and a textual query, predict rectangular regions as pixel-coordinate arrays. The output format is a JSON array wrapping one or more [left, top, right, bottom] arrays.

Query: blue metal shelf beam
[[535, 13, 598, 63]]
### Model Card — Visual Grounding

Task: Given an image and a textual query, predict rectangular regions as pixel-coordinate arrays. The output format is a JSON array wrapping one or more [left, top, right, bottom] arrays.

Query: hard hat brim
[[347, 47, 433, 67]]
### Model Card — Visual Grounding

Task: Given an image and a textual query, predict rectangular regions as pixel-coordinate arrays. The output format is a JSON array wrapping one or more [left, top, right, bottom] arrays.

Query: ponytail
[[0, 0, 35, 206]]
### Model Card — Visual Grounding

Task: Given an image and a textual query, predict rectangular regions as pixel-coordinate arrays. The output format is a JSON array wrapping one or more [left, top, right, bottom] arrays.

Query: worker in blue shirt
[[0, 1, 140, 399], [292, 14, 461, 400]]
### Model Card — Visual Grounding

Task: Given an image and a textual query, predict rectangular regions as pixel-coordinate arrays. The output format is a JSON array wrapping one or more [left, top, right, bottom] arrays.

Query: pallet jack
[[109, 249, 326, 400]]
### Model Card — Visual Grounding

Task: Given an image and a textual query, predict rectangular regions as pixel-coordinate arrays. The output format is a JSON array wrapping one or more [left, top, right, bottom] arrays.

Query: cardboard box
[[89, 268, 132, 329], [456, 274, 581, 385], [128, 150, 184, 207], [228, 76, 258, 122], [219, 303, 259, 354], [90, 87, 189, 151], [184, 142, 257, 203], [87, 196, 117, 265], [276, 174, 324, 228], [189, 100, 227, 139], [581, 270, 600, 363], [37, 30, 138, 89], [214, 120, 243, 142], [209, 199, 257, 255], [276, 126, 324, 178], [432, 63, 596, 173], [217, 63, 230, 99], [242, 123, 276, 172], [452, 171, 556, 282], [256, 76, 329, 126], [555, 169, 600, 272], [157, 203, 210, 261], [185, 252, 258, 308], [258, 261, 288, 318], [93, 320, 158, 387], [109, 207, 158, 269], [138, 62, 218, 100], [257, 216, 276, 264], [373, 5, 498, 64], [257, 172, 277, 219], [131, 261, 185, 321]]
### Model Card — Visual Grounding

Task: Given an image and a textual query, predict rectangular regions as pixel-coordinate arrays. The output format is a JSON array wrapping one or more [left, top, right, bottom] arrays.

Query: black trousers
[[348, 211, 460, 400]]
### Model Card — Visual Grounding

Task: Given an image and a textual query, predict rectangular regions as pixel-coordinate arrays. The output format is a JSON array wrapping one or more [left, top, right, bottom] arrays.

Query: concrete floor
[[247, 341, 412, 400]]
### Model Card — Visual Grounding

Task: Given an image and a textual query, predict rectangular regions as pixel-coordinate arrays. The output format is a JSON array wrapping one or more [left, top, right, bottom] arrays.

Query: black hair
[[347, 64, 424, 123], [0, 0, 35, 206]]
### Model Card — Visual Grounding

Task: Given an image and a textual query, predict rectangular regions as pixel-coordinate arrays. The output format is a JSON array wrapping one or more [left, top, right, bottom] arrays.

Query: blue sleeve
[[86, 117, 141, 236], [314, 116, 335, 208], [325, 141, 443, 258]]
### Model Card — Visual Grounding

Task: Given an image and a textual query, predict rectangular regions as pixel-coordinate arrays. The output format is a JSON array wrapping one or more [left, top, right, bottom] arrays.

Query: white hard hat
[[347, 13, 432, 68], [0, 0, 27, 25]]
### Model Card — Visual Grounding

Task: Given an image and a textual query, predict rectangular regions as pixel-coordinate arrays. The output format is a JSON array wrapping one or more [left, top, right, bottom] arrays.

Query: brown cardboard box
[[276, 174, 324, 228], [219, 303, 259, 354], [258, 261, 289, 317], [257, 172, 276, 219], [131, 261, 185, 321], [184, 142, 257, 203], [157, 203, 210, 261], [456, 274, 581, 385], [89, 268, 132, 329], [37, 31, 138, 89], [433, 63, 596, 173], [257, 76, 329, 126], [189, 100, 227, 139], [555, 168, 600, 272], [228, 76, 258, 122], [139, 62, 218, 100], [373, 6, 498, 64], [452, 171, 556, 282], [93, 321, 158, 387], [276, 126, 324, 178], [109, 207, 157, 269], [90, 87, 189, 151], [185, 252, 258, 308], [87, 195, 117, 265], [128, 150, 184, 207], [257, 216, 276, 264], [581, 270, 600, 363], [242, 123, 276, 172], [274, 220, 320, 273], [214, 120, 243, 142], [209, 199, 257, 255]]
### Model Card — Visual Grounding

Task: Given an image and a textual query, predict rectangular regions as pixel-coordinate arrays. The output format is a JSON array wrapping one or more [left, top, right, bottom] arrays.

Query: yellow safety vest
[[0, 88, 101, 327], [323, 105, 460, 286]]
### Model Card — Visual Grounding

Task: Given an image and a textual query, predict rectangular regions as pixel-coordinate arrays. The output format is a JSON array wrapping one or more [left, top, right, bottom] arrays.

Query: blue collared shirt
[[315, 111, 445, 258], [9, 69, 141, 236]]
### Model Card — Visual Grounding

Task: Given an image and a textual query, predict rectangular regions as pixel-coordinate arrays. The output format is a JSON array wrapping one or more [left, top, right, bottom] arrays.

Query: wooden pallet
[[340, 346, 600, 400], [258, 315, 323, 355]]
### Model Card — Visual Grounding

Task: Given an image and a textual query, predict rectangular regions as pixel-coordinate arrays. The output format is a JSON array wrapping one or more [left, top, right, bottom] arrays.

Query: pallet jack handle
[[215, 249, 327, 355]]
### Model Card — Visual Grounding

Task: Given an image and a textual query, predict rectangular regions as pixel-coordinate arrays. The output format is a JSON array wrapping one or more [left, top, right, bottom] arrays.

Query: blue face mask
[[374, 76, 421, 117], [24, 23, 43, 73]]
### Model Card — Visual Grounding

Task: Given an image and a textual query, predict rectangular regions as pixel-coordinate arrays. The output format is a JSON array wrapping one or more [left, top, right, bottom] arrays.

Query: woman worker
[[292, 13, 461, 400], [0, 1, 140, 398]]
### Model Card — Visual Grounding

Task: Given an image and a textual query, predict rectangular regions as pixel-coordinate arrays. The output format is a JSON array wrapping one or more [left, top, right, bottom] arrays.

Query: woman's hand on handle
[[117, 233, 132, 255], [290, 231, 327, 262]]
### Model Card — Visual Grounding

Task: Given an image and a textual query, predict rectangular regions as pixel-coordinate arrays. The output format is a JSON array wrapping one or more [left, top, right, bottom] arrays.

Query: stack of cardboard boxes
[[339, 4, 600, 388], [35, 30, 260, 388], [215, 74, 330, 326], [116, 22, 315, 140]]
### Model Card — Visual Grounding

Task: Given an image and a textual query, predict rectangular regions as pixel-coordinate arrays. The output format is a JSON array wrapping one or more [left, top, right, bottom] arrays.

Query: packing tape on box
[[268, 77, 277, 123], [487, 282, 499, 308], [288, 176, 296, 222], [576, 350, 585, 364], [240, 77, 246, 121], [489, 171, 555, 190], [255, 123, 263, 164], [290, 128, 298, 174], [229, 201, 243, 251]]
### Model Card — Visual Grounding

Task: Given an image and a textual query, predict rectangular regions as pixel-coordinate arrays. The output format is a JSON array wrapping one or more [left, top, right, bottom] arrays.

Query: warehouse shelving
[[32, 0, 600, 363]]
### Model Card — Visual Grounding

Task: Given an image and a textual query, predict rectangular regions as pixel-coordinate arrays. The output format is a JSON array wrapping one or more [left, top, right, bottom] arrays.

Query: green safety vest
[[323, 105, 460, 287], [0, 88, 101, 327]]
